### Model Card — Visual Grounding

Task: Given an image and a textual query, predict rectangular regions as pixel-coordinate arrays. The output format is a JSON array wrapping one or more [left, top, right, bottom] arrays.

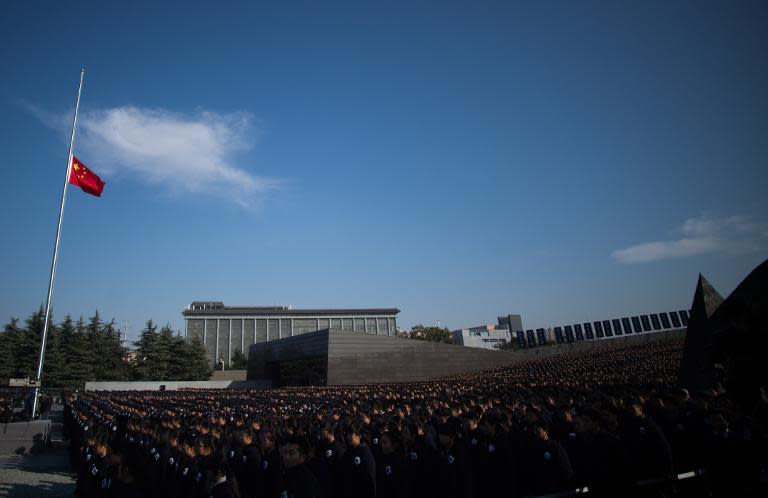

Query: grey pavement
[[0, 445, 75, 498]]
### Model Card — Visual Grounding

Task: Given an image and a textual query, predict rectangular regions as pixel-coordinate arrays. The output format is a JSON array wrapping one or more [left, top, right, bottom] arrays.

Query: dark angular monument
[[678, 274, 724, 391], [709, 259, 768, 410], [247, 328, 523, 386]]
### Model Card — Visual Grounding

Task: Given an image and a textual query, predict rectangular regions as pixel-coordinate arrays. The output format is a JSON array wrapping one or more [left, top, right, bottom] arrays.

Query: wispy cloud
[[24, 102, 277, 207], [611, 215, 768, 264]]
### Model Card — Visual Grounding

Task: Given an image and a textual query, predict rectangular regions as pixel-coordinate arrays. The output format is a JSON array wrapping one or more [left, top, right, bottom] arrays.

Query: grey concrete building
[[247, 328, 522, 386], [183, 302, 400, 367]]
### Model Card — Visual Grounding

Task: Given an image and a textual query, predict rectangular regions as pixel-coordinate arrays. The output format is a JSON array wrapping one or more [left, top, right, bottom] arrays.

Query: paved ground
[[0, 448, 75, 497], [0, 403, 74, 498]]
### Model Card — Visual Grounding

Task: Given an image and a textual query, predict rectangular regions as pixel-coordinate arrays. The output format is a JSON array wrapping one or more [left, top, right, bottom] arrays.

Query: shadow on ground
[[0, 449, 75, 498], [0, 480, 75, 498]]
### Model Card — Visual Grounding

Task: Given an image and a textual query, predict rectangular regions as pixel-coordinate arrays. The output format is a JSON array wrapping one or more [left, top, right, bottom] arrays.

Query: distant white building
[[451, 324, 511, 350]]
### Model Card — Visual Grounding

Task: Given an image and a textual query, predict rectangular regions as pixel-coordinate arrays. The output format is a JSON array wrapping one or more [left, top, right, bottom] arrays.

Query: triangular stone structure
[[709, 259, 768, 409], [678, 274, 724, 390]]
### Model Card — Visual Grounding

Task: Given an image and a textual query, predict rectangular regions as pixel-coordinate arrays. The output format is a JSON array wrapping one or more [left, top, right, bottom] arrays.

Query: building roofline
[[182, 306, 400, 317]]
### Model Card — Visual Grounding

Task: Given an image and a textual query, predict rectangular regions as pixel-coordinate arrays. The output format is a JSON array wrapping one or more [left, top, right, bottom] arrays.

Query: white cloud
[[26, 103, 277, 207], [612, 215, 768, 264]]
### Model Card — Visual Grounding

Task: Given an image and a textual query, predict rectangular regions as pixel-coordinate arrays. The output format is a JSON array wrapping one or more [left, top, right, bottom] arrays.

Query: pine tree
[[41, 316, 65, 387], [230, 348, 247, 370], [133, 320, 160, 380], [98, 319, 128, 381], [13, 307, 45, 379], [0, 318, 22, 383], [87, 311, 107, 380], [186, 337, 212, 380], [166, 333, 189, 381], [60, 316, 94, 386]]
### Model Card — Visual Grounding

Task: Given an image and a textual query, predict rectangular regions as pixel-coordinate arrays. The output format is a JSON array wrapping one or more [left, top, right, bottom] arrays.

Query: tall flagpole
[[31, 68, 85, 419]]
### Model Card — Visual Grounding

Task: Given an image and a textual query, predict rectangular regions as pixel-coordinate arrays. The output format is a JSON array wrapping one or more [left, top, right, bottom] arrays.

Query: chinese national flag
[[69, 156, 105, 197]]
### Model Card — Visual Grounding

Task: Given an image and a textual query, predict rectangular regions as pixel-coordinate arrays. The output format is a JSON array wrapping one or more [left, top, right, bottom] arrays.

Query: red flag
[[69, 156, 105, 197]]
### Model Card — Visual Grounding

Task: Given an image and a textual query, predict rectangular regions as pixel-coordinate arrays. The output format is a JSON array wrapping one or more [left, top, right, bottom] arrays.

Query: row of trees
[[407, 325, 453, 343], [0, 308, 211, 387]]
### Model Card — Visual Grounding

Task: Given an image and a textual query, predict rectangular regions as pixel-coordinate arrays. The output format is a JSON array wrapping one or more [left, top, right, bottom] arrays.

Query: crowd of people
[[0, 388, 54, 422], [66, 338, 767, 497]]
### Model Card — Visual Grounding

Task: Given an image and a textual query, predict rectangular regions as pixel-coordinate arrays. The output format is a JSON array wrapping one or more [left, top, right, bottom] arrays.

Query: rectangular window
[[293, 319, 317, 335], [621, 318, 632, 335], [256, 319, 267, 343], [641, 315, 652, 332], [603, 320, 613, 337], [659, 313, 671, 329], [594, 321, 605, 338], [342, 318, 354, 331], [244, 319, 255, 344], [527, 330, 536, 346], [631, 316, 642, 333], [377, 318, 388, 335], [388, 318, 396, 336], [650, 314, 662, 330], [564, 325, 574, 342], [268, 319, 279, 340], [205, 320, 217, 364], [218, 319, 230, 364], [612, 319, 623, 336], [554, 327, 564, 344], [230, 319, 243, 358], [669, 312, 681, 328], [330, 318, 342, 329], [679, 310, 690, 326], [366, 318, 377, 334], [574, 324, 584, 341], [353, 318, 365, 332], [187, 319, 204, 342], [584, 323, 594, 339], [280, 319, 292, 336], [318, 318, 330, 330], [517, 331, 526, 348]]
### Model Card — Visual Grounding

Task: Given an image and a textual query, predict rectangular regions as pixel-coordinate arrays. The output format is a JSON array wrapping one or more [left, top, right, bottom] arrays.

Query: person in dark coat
[[204, 457, 239, 498], [256, 426, 283, 498], [572, 410, 633, 498], [338, 422, 377, 498], [76, 431, 116, 498], [279, 435, 319, 498], [376, 430, 410, 498], [619, 402, 674, 483], [519, 422, 573, 496], [430, 421, 473, 498], [233, 429, 261, 498], [309, 422, 345, 498], [108, 453, 143, 498]]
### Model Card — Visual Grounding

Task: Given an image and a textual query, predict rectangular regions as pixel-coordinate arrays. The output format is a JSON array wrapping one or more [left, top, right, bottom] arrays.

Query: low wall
[[84, 380, 269, 391], [211, 370, 248, 381], [0, 420, 51, 455]]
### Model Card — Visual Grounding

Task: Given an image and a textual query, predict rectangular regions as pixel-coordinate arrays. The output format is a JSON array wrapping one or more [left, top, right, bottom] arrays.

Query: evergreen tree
[[16, 307, 45, 379], [186, 336, 212, 380], [60, 316, 94, 386], [166, 333, 189, 381], [230, 348, 247, 370], [41, 315, 65, 387], [0, 318, 22, 383], [133, 320, 160, 380], [87, 311, 107, 380], [98, 319, 128, 381]]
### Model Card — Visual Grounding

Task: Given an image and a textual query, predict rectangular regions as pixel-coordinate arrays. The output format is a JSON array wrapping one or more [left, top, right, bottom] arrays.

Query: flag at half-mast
[[69, 156, 105, 197]]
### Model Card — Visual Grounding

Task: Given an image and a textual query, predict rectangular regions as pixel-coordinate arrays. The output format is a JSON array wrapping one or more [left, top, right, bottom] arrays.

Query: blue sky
[[1, 1, 766, 342]]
